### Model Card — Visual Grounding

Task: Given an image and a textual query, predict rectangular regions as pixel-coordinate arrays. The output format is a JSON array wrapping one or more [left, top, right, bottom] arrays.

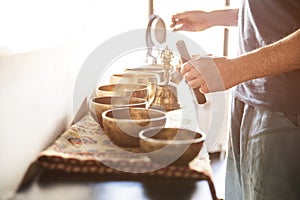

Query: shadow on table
[[142, 179, 196, 200]]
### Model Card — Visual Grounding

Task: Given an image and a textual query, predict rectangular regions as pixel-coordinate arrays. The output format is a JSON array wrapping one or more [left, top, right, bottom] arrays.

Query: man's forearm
[[209, 8, 239, 27], [233, 29, 300, 81]]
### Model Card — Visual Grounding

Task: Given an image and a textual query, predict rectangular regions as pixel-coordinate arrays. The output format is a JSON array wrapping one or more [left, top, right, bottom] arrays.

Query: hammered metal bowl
[[139, 127, 205, 165], [126, 64, 183, 84], [125, 67, 165, 82], [102, 107, 166, 148], [96, 83, 148, 101], [110, 73, 159, 105], [88, 96, 147, 128]]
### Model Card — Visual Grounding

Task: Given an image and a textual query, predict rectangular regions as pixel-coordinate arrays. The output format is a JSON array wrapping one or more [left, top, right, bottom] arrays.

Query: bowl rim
[[102, 107, 166, 122], [139, 126, 206, 145], [111, 72, 159, 78], [89, 96, 147, 107], [125, 67, 165, 71], [97, 83, 149, 91]]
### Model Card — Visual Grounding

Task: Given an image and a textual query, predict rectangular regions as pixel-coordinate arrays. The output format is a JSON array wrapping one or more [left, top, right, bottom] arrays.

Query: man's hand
[[181, 56, 244, 93], [171, 11, 212, 32], [171, 9, 239, 32]]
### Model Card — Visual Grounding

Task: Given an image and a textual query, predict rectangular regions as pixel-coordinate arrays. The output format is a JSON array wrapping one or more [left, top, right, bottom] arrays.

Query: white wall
[[0, 0, 148, 199], [0, 46, 87, 199], [0, 0, 149, 56]]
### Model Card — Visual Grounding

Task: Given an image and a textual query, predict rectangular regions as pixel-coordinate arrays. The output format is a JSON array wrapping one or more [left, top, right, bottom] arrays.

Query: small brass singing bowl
[[88, 96, 147, 128], [102, 107, 166, 148], [125, 67, 165, 82], [139, 127, 206, 166], [96, 83, 148, 101], [110, 73, 159, 106], [126, 64, 182, 84]]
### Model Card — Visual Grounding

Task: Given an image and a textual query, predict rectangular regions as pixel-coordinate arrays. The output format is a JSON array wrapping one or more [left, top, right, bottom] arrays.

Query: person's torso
[[233, 0, 300, 113]]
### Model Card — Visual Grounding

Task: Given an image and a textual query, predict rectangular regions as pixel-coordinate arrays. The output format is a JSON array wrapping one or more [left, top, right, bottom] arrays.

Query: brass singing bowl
[[88, 96, 147, 128], [102, 107, 166, 148], [125, 67, 165, 82], [126, 64, 182, 84], [96, 84, 148, 101], [110, 73, 158, 106], [139, 127, 206, 166]]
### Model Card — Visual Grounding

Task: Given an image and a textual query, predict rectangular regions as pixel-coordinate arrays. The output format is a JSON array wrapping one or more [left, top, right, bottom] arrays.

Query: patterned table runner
[[36, 111, 218, 199]]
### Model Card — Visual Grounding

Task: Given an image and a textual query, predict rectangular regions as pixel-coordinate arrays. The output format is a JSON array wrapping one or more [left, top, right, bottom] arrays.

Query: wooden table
[[15, 110, 226, 200], [16, 154, 225, 200]]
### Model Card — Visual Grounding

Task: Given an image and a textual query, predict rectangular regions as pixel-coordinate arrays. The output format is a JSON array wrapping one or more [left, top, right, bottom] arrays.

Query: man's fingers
[[188, 82, 209, 94], [181, 62, 194, 74], [172, 26, 185, 32], [184, 69, 200, 81], [199, 84, 209, 94], [172, 12, 191, 20], [188, 78, 203, 88], [171, 20, 188, 31], [173, 19, 185, 25]]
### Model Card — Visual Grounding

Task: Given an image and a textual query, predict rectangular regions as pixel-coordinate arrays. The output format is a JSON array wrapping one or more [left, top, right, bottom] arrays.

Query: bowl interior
[[89, 97, 147, 127], [140, 127, 205, 144], [102, 108, 166, 148], [110, 73, 159, 105], [97, 83, 148, 92], [104, 107, 166, 122], [139, 127, 205, 165], [91, 96, 147, 106], [96, 83, 148, 100]]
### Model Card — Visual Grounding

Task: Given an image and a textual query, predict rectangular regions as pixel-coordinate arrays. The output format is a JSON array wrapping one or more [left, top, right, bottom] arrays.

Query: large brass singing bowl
[[102, 108, 166, 148], [88, 96, 147, 128], [96, 83, 148, 101], [139, 127, 206, 166], [110, 73, 159, 106]]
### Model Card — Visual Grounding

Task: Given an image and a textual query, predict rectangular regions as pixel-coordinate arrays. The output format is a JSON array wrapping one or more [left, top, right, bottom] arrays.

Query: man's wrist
[[227, 56, 253, 86]]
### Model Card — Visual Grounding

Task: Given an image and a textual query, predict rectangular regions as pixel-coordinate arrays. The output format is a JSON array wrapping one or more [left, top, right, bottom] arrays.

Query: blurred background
[[0, 0, 238, 199]]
